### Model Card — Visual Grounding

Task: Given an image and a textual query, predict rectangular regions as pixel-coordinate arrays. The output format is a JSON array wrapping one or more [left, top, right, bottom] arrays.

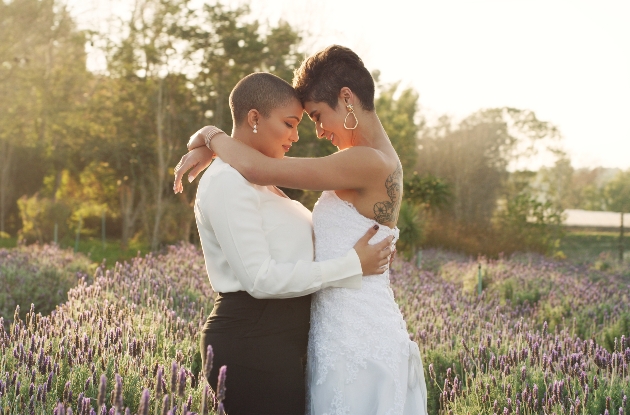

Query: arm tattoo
[[373, 163, 403, 224]]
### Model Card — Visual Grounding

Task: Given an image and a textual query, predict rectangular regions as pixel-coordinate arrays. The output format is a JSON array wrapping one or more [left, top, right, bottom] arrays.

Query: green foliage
[[396, 200, 425, 260], [374, 77, 423, 173], [495, 192, 565, 255], [418, 108, 562, 227], [179, 3, 302, 130], [0, 0, 90, 236], [0, 244, 92, 323], [1, 244, 629, 414], [17, 194, 72, 244], [0, 244, 216, 414], [404, 172, 452, 210], [603, 170, 630, 213], [396, 251, 630, 415]]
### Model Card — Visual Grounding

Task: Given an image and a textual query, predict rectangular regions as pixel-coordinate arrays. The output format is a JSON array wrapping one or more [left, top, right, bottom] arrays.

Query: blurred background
[[1, 0, 629, 264]]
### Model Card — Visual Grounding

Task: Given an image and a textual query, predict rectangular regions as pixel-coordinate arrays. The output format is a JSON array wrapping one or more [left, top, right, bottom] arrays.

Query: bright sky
[[68, 0, 630, 170]]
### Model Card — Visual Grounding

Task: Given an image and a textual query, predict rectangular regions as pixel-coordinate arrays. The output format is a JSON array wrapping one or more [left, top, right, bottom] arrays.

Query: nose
[[290, 128, 299, 143], [315, 122, 325, 138]]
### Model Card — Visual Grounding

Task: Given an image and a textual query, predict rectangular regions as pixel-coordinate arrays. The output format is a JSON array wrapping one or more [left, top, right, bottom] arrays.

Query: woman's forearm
[[211, 134, 269, 182], [187, 132, 206, 151]]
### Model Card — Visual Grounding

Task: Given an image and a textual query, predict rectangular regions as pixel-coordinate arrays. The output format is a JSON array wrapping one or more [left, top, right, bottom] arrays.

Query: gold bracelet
[[203, 126, 225, 150]]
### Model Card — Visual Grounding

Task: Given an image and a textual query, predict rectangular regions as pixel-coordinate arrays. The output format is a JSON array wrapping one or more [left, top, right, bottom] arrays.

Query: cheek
[[324, 113, 344, 131]]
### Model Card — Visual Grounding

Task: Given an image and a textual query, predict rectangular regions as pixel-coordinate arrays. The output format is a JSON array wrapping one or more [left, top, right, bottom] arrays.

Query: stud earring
[[253, 123, 258, 134], [344, 103, 358, 130]]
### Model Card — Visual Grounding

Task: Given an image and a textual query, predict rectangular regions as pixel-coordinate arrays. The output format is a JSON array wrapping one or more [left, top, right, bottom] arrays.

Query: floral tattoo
[[373, 163, 402, 224]]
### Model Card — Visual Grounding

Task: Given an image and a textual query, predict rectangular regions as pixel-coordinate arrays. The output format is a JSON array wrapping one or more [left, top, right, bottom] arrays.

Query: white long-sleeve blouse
[[194, 158, 363, 299]]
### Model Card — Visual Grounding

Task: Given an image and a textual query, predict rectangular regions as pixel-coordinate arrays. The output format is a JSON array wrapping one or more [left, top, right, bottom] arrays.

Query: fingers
[[173, 154, 195, 194], [374, 235, 394, 251], [188, 161, 205, 183], [389, 247, 397, 266], [173, 157, 186, 194], [357, 224, 379, 245]]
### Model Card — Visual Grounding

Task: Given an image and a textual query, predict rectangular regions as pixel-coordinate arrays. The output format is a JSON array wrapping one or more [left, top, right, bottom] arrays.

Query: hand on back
[[353, 225, 394, 276]]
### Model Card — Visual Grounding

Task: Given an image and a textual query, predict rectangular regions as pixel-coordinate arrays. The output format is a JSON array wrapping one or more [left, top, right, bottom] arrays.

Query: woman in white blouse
[[188, 72, 392, 415]]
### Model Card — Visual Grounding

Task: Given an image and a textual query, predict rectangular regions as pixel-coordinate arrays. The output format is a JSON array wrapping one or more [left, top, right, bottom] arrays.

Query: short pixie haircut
[[293, 45, 375, 111], [229, 72, 299, 125]]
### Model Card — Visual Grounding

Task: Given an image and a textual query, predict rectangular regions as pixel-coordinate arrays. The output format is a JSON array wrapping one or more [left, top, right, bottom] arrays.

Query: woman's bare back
[[334, 155, 402, 229]]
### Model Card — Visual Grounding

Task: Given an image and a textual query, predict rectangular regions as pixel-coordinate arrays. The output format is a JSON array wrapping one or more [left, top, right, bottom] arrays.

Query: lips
[[282, 145, 291, 152]]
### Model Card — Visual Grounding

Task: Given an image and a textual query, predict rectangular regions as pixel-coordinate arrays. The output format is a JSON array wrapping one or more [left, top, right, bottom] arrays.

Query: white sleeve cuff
[[319, 248, 363, 290]]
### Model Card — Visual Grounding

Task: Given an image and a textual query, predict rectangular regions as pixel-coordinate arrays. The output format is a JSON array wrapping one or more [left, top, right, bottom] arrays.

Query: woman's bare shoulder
[[341, 146, 399, 174]]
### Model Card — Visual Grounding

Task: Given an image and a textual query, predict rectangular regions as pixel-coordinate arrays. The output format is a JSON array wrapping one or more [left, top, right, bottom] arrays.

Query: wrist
[[187, 126, 224, 151], [202, 126, 225, 151]]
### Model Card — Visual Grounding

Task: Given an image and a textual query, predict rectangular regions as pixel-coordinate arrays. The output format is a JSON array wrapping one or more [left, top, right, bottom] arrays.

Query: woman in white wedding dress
[[176, 45, 427, 414]]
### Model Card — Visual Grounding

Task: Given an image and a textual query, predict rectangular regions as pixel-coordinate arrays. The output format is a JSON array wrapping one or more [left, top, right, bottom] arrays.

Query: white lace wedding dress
[[306, 191, 428, 415]]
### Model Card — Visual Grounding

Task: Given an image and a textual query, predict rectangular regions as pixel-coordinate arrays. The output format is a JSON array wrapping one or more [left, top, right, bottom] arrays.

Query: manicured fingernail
[[373, 224, 379, 230], [188, 176, 193, 183]]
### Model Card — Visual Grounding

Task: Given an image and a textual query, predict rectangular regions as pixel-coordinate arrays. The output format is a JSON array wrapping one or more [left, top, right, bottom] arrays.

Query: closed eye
[[285, 122, 294, 128]]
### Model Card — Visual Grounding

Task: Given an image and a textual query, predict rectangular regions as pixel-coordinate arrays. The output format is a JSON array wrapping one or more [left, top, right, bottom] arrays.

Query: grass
[[68, 237, 152, 265], [0, 236, 17, 249], [559, 229, 629, 263], [0, 236, 150, 265], [3, 229, 627, 268]]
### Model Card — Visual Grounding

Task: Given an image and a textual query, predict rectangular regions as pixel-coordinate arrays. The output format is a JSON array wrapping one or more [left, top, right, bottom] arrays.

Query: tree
[[417, 107, 562, 227], [600, 170, 630, 213], [374, 76, 423, 174], [0, 0, 89, 236], [536, 155, 573, 212], [495, 192, 564, 255], [179, 3, 302, 131], [602, 170, 630, 261]]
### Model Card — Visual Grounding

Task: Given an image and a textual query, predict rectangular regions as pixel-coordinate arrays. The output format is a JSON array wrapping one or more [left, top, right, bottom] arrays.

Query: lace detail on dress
[[307, 191, 427, 415], [324, 389, 351, 415]]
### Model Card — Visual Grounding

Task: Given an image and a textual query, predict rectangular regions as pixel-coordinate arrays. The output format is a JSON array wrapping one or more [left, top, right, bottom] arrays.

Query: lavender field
[[0, 245, 629, 415]]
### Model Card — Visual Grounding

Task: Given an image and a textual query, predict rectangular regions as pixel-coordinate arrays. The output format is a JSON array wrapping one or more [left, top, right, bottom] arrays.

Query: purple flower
[[177, 367, 186, 397], [138, 389, 150, 415], [200, 385, 209, 415], [113, 374, 123, 412], [155, 366, 164, 396], [205, 345, 214, 379], [170, 362, 178, 394], [98, 374, 107, 408], [161, 394, 170, 415], [217, 365, 227, 403]]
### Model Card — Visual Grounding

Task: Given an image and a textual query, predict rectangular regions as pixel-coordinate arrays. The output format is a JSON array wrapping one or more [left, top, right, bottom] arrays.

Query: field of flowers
[[0, 244, 629, 415]]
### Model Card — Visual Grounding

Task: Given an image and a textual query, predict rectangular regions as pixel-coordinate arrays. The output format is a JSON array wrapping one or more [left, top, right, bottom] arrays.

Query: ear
[[338, 87, 355, 108], [246, 109, 260, 129]]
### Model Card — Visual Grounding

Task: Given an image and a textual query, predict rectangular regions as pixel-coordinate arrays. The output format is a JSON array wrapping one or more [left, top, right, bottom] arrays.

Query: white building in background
[[564, 209, 629, 228]]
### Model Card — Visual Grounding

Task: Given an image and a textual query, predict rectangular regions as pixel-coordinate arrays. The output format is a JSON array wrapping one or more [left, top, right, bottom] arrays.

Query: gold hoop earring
[[344, 103, 359, 130]]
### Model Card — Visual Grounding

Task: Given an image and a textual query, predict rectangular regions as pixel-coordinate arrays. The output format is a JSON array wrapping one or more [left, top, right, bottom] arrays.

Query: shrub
[[397, 200, 425, 260], [0, 244, 92, 323], [393, 251, 630, 414], [17, 194, 72, 243], [0, 244, 218, 414]]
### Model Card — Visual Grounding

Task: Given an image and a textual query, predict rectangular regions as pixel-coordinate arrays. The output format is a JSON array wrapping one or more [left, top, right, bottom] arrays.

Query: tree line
[[1, 0, 628, 257]]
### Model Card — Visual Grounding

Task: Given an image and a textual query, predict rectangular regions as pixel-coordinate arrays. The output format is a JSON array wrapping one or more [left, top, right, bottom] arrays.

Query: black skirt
[[200, 291, 312, 415]]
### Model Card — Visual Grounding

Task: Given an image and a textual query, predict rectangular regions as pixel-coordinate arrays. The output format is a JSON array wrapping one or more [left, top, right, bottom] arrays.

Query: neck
[[232, 125, 258, 149], [352, 110, 388, 147]]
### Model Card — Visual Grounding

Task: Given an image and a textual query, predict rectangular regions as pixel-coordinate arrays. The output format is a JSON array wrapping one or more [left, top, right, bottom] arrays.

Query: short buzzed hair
[[229, 72, 300, 126]]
